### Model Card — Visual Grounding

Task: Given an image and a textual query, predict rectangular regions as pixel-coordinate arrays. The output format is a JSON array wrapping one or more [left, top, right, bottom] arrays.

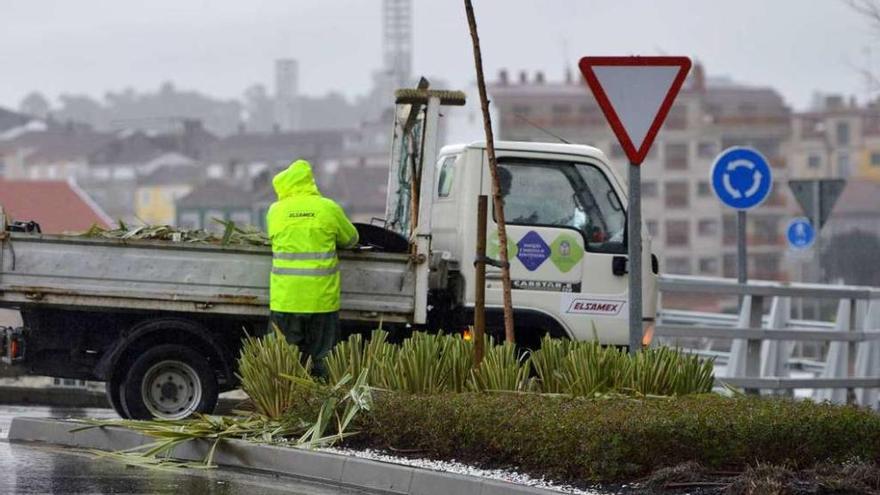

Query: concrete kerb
[[8, 417, 557, 495]]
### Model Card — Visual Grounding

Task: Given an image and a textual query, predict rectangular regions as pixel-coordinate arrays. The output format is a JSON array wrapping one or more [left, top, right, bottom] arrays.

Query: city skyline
[[2, 1, 877, 112]]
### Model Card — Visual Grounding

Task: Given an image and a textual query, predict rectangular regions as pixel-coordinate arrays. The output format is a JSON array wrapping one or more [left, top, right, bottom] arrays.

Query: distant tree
[[18, 91, 51, 118], [821, 229, 880, 286]]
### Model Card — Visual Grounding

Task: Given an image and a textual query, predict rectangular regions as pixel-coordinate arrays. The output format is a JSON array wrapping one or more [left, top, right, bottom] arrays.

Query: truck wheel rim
[[141, 360, 202, 420]]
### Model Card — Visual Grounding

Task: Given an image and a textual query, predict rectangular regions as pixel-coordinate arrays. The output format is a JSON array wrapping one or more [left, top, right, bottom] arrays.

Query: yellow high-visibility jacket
[[267, 160, 359, 313]]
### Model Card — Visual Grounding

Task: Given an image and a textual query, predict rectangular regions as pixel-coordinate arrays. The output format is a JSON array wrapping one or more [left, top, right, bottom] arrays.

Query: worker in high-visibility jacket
[[266, 159, 359, 378]]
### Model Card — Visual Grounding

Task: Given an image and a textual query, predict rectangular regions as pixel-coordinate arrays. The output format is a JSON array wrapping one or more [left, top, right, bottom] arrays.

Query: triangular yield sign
[[579, 56, 692, 165], [788, 179, 846, 230]]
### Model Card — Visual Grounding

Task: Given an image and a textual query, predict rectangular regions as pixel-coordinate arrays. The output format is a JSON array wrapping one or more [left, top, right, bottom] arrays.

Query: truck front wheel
[[120, 344, 219, 420]]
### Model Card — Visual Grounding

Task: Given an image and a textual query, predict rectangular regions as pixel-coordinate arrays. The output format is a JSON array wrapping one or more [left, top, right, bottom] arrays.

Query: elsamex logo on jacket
[[288, 212, 316, 218]]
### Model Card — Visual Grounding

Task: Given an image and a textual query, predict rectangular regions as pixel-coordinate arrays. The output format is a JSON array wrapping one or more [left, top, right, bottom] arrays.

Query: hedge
[[353, 393, 880, 482]]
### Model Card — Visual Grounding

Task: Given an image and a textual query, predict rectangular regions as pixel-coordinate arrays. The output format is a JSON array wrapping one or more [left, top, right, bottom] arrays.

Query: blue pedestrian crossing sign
[[710, 147, 773, 210], [786, 217, 815, 250]]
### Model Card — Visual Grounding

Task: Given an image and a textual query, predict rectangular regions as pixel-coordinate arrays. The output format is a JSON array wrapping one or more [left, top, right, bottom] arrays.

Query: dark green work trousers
[[268, 311, 340, 379]]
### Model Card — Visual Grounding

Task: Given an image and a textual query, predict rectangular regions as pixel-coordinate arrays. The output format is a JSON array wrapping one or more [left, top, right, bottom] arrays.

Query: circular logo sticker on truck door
[[550, 233, 584, 273]]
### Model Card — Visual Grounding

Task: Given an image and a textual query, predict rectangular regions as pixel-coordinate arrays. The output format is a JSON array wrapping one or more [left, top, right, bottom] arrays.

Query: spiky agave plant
[[236, 325, 313, 419], [469, 340, 532, 392], [555, 340, 630, 397], [529, 335, 572, 394], [326, 330, 399, 389], [385, 332, 452, 394]]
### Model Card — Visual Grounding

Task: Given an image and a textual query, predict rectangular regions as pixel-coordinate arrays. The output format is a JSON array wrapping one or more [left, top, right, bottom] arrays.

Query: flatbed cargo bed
[[0, 233, 418, 322]]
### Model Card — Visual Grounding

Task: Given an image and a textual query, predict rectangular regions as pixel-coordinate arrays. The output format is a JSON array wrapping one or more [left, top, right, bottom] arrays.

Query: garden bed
[[350, 392, 880, 491]]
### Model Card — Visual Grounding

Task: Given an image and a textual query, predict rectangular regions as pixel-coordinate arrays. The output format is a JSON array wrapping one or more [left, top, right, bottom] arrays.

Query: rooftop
[[205, 129, 349, 165], [138, 164, 204, 186], [0, 179, 111, 233], [0, 107, 32, 133], [176, 180, 255, 209], [4, 129, 114, 165]]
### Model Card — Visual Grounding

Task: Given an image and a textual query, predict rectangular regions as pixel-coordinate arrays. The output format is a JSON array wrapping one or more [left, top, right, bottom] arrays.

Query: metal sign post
[[627, 163, 643, 353], [578, 56, 691, 353]]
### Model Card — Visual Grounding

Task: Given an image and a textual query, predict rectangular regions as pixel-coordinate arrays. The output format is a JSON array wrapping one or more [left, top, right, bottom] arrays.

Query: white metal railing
[[655, 275, 880, 408]]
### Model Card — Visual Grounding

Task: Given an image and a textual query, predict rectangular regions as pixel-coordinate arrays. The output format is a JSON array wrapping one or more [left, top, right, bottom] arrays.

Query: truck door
[[483, 156, 630, 344]]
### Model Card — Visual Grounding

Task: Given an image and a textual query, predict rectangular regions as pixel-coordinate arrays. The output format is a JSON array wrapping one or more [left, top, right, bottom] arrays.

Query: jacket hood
[[273, 160, 320, 199]]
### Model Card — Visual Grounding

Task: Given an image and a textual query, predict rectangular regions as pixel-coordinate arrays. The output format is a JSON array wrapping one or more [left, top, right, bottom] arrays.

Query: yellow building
[[134, 165, 203, 225], [788, 95, 880, 182], [857, 143, 880, 182]]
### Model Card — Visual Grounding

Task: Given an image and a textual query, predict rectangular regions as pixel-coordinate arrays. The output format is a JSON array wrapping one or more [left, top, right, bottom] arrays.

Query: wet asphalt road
[[0, 406, 364, 495]]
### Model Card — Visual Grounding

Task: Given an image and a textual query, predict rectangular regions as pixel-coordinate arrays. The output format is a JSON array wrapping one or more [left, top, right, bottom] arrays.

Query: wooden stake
[[464, 0, 515, 343], [474, 195, 487, 365]]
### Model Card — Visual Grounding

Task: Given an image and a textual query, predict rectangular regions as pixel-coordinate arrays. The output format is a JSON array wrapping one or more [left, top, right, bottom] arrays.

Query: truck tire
[[120, 344, 218, 420]]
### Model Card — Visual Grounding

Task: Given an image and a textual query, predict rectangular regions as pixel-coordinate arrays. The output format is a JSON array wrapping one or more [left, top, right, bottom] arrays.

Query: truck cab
[[430, 141, 658, 347]]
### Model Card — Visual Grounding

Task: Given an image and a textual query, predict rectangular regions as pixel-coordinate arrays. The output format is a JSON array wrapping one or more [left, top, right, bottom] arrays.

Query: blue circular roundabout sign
[[710, 147, 773, 210]]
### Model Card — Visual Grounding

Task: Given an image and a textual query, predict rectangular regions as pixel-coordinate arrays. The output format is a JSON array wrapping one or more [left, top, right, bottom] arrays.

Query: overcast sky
[[1, 0, 875, 111]]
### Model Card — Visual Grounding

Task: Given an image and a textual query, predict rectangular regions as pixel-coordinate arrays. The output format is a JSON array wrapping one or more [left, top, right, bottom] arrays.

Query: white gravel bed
[[319, 446, 619, 494]]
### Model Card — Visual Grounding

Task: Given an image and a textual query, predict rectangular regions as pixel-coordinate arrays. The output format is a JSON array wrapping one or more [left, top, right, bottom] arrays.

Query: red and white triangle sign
[[578, 56, 691, 165]]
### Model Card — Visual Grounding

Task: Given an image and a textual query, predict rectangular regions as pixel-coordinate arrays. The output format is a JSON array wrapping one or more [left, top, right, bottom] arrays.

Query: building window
[[754, 253, 781, 279], [699, 257, 719, 274], [665, 105, 687, 129], [838, 151, 851, 177], [697, 181, 711, 197], [697, 141, 717, 158], [753, 216, 780, 244], [665, 181, 689, 208], [766, 182, 786, 207], [872, 152, 880, 167], [722, 215, 737, 244], [836, 122, 850, 146], [666, 257, 692, 275], [697, 219, 718, 236], [665, 220, 690, 247], [664, 143, 689, 170], [807, 154, 822, 169], [646, 220, 658, 237], [642, 181, 658, 198], [723, 253, 737, 278]]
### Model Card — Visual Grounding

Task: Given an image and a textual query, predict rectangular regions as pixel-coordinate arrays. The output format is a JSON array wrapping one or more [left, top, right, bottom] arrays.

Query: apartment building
[[488, 64, 793, 280], [787, 94, 880, 182]]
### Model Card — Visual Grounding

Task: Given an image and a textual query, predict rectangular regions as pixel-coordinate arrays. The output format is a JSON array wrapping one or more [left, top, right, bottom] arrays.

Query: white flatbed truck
[[0, 90, 657, 419]]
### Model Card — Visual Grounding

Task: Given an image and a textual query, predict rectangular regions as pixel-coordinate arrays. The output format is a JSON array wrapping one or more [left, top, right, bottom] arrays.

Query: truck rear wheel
[[120, 344, 218, 420], [105, 375, 129, 419]]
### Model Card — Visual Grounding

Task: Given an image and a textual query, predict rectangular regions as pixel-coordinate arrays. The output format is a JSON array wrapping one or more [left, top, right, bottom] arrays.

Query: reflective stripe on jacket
[[267, 160, 359, 313]]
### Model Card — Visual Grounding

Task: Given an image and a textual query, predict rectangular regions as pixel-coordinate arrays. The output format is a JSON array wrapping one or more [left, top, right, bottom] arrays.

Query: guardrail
[[655, 275, 880, 408]]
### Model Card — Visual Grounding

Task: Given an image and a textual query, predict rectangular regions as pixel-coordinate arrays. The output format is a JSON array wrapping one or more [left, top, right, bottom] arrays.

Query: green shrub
[[325, 331, 714, 397], [355, 393, 880, 483]]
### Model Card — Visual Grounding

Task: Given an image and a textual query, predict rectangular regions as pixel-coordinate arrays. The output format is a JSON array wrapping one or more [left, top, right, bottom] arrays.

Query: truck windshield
[[497, 160, 625, 254]]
